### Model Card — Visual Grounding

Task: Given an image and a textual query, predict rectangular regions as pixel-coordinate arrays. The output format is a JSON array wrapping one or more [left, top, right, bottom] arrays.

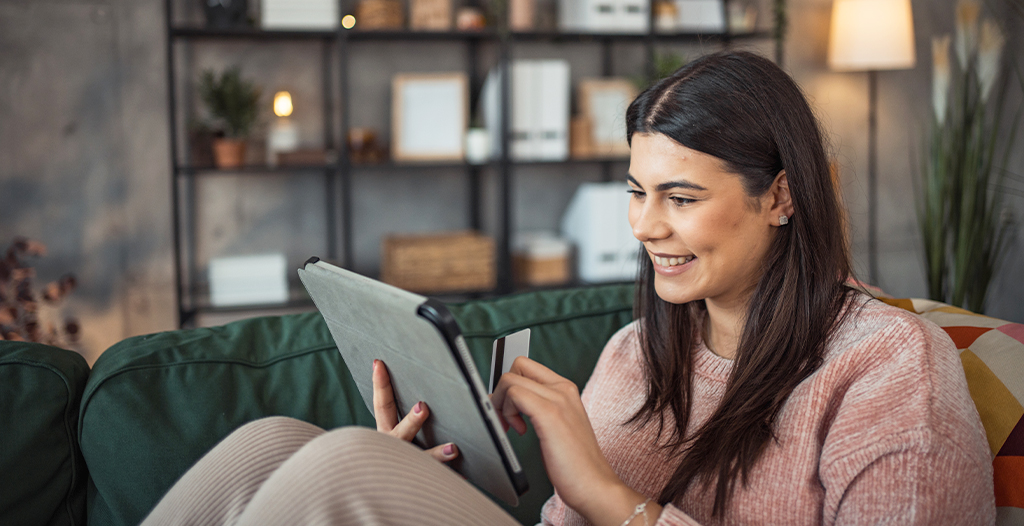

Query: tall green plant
[[919, 1, 1018, 313], [198, 66, 261, 139]]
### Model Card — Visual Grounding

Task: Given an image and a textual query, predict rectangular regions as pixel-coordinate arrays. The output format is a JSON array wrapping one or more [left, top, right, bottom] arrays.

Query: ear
[[765, 170, 794, 226]]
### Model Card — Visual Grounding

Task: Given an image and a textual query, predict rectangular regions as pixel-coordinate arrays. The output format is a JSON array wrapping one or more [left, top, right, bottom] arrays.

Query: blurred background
[[1, 0, 1022, 362]]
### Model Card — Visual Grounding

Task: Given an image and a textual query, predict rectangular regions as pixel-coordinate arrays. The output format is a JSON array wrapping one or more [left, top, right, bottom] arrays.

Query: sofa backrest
[[0, 341, 90, 526], [78, 283, 635, 526]]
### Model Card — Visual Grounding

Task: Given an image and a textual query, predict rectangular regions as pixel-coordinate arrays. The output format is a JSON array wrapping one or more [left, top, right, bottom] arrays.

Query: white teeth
[[653, 255, 694, 267]]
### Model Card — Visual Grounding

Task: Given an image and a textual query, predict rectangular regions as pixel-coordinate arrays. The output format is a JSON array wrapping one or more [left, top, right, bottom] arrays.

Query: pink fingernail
[[443, 443, 455, 456], [414, 402, 423, 414]]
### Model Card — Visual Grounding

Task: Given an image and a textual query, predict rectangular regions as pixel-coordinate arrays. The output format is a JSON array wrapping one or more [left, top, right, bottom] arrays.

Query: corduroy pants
[[141, 416, 522, 525]]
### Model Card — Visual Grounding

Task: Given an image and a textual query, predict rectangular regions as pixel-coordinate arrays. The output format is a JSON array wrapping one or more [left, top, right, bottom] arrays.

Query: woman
[[144, 51, 994, 526]]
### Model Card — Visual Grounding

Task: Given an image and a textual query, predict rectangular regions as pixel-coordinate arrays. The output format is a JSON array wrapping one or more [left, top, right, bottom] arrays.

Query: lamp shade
[[828, 0, 916, 71]]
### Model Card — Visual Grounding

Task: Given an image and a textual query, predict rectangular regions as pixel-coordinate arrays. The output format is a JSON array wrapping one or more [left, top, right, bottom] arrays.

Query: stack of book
[[481, 59, 571, 162]]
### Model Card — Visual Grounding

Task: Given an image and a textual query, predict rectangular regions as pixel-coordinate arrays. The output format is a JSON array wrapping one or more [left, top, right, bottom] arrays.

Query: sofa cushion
[[79, 283, 634, 526], [880, 298, 1024, 524], [0, 341, 90, 526]]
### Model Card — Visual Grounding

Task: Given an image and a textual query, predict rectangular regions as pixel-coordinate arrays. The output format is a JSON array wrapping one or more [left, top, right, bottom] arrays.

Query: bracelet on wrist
[[619, 498, 652, 526]]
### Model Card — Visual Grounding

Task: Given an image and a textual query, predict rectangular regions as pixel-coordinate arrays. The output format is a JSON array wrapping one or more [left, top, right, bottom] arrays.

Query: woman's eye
[[626, 189, 646, 199], [670, 196, 695, 206]]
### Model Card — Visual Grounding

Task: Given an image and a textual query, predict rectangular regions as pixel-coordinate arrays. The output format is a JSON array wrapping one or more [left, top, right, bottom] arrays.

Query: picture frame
[[577, 78, 637, 157], [392, 73, 469, 162]]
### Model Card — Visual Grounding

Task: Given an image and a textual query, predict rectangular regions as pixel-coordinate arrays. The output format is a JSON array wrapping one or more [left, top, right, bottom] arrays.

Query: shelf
[[171, 26, 336, 40], [170, 26, 772, 44], [346, 29, 498, 41], [508, 29, 772, 43], [177, 164, 336, 176]]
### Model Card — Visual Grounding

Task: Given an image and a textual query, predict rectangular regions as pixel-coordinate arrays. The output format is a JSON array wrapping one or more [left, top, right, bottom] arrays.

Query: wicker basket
[[356, 0, 404, 30], [381, 231, 495, 293]]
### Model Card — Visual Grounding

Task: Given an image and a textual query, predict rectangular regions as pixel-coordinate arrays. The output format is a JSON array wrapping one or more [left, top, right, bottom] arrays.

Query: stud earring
[[779, 215, 789, 226]]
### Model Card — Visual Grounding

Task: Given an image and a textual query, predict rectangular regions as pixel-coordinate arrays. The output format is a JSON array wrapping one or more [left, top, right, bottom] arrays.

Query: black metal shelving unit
[[165, 0, 778, 327]]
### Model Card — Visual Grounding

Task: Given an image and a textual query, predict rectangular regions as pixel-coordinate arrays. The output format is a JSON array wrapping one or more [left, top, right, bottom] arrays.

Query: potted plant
[[918, 0, 1020, 313], [198, 67, 261, 169]]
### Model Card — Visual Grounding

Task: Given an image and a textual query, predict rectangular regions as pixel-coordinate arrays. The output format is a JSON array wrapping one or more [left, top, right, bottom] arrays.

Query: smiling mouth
[[652, 255, 696, 267]]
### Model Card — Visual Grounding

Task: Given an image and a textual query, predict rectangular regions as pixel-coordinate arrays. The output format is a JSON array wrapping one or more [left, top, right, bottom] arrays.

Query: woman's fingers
[[372, 359, 400, 432], [425, 442, 460, 463], [390, 400, 430, 442], [507, 356, 564, 385]]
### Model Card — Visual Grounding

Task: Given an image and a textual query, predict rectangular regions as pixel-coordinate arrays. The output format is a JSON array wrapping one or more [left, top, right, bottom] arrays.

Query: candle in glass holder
[[267, 91, 299, 166]]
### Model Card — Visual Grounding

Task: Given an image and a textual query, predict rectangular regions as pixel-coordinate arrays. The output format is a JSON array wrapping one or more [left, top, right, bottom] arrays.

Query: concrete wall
[[2, 0, 1022, 362]]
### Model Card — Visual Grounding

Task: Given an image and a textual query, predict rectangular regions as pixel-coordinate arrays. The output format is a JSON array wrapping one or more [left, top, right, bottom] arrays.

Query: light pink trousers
[[141, 416, 523, 525]]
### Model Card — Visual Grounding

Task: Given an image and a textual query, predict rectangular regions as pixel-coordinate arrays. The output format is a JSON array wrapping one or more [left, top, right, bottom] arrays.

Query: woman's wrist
[[578, 480, 662, 526]]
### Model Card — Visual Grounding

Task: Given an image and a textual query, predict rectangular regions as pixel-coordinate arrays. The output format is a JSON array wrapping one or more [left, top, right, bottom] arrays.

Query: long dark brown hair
[[625, 51, 858, 516]]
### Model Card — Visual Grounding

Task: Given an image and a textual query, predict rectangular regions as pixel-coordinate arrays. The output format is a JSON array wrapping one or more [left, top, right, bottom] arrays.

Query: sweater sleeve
[[819, 311, 995, 525], [827, 431, 994, 524]]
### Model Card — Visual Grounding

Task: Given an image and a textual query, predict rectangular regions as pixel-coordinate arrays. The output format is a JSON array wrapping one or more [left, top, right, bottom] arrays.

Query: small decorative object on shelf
[[347, 127, 387, 163], [261, 0, 339, 29], [198, 66, 261, 169], [188, 121, 217, 168], [381, 231, 496, 293], [512, 232, 571, 286], [0, 237, 80, 347], [355, 0, 404, 30], [455, 6, 487, 30], [727, 1, 757, 32], [410, 0, 452, 30], [654, 0, 678, 32], [576, 78, 636, 157], [570, 116, 595, 159], [267, 91, 299, 166], [392, 73, 468, 162], [464, 128, 490, 164], [509, 0, 536, 31], [203, 0, 250, 28]]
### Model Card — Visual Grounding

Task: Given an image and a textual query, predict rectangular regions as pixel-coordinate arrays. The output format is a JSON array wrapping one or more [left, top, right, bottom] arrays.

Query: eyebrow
[[626, 174, 708, 193]]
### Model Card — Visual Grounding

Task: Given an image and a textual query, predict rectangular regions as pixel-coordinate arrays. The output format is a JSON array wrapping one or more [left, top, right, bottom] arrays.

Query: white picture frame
[[577, 78, 637, 157], [392, 73, 469, 162]]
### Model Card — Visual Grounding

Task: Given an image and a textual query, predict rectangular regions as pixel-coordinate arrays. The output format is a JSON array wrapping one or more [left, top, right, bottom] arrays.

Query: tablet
[[297, 257, 528, 505]]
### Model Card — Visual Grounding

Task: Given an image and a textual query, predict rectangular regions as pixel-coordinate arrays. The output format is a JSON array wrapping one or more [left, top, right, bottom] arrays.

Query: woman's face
[[627, 133, 789, 310]]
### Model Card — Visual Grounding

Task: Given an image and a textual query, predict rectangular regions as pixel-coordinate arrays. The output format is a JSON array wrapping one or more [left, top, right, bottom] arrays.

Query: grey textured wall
[[2, 0, 1022, 361]]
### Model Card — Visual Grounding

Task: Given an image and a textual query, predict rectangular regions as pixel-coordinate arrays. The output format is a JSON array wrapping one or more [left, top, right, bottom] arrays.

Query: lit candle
[[267, 91, 299, 166]]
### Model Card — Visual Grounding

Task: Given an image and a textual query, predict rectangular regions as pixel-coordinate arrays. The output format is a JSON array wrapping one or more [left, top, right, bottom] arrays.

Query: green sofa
[[4, 283, 1023, 526], [1, 284, 634, 526]]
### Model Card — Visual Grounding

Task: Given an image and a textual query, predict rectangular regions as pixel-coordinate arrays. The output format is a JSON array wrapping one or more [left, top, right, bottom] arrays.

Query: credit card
[[488, 328, 531, 394]]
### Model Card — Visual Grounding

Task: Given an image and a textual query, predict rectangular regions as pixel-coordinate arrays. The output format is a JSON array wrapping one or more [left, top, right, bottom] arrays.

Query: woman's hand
[[372, 359, 459, 463], [491, 357, 660, 526]]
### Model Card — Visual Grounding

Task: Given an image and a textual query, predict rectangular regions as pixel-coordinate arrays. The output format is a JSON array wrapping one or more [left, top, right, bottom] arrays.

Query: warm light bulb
[[273, 91, 293, 117], [342, 15, 356, 29]]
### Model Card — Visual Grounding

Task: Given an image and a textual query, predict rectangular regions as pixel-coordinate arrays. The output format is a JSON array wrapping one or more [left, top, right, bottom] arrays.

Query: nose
[[630, 199, 670, 242]]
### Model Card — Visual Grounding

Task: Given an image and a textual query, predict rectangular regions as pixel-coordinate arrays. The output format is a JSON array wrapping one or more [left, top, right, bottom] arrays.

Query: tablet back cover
[[298, 260, 521, 505]]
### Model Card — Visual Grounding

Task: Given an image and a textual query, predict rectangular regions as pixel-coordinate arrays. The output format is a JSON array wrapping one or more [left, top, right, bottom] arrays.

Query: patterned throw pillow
[[880, 297, 1023, 524]]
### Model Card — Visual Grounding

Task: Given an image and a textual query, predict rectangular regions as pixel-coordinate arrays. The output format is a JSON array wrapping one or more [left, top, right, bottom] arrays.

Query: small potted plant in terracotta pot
[[198, 67, 261, 169]]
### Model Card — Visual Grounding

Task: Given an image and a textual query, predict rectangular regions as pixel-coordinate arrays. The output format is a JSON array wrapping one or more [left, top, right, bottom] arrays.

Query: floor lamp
[[828, 0, 916, 285]]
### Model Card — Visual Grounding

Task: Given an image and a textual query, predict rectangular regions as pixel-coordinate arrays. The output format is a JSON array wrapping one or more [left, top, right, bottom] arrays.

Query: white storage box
[[560, 182, 640, 283], [558, 0, 649, 33], [261, 0, 339, 29], [208, 253, 289, 307]]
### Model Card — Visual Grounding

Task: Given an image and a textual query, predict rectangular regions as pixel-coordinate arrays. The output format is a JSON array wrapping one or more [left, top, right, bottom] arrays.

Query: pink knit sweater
[[541, 297, 995, 525]]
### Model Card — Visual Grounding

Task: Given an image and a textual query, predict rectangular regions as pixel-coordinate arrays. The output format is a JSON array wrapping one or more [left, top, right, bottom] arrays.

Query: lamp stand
[[867, 69, 878, 286]]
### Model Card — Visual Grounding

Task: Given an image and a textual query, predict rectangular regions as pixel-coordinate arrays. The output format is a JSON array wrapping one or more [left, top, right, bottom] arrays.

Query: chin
[[653, 275, 699, 305]]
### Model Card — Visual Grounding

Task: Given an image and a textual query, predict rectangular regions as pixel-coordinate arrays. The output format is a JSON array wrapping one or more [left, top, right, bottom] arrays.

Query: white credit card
[[488, 328, 531, 393]]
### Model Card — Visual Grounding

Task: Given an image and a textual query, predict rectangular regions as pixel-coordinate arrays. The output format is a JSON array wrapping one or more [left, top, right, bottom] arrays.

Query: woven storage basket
[[381, 231, 495, 293]]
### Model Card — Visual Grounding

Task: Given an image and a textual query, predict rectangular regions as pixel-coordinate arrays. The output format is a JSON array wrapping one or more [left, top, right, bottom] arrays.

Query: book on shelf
[[481, 59, 570, 162]]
